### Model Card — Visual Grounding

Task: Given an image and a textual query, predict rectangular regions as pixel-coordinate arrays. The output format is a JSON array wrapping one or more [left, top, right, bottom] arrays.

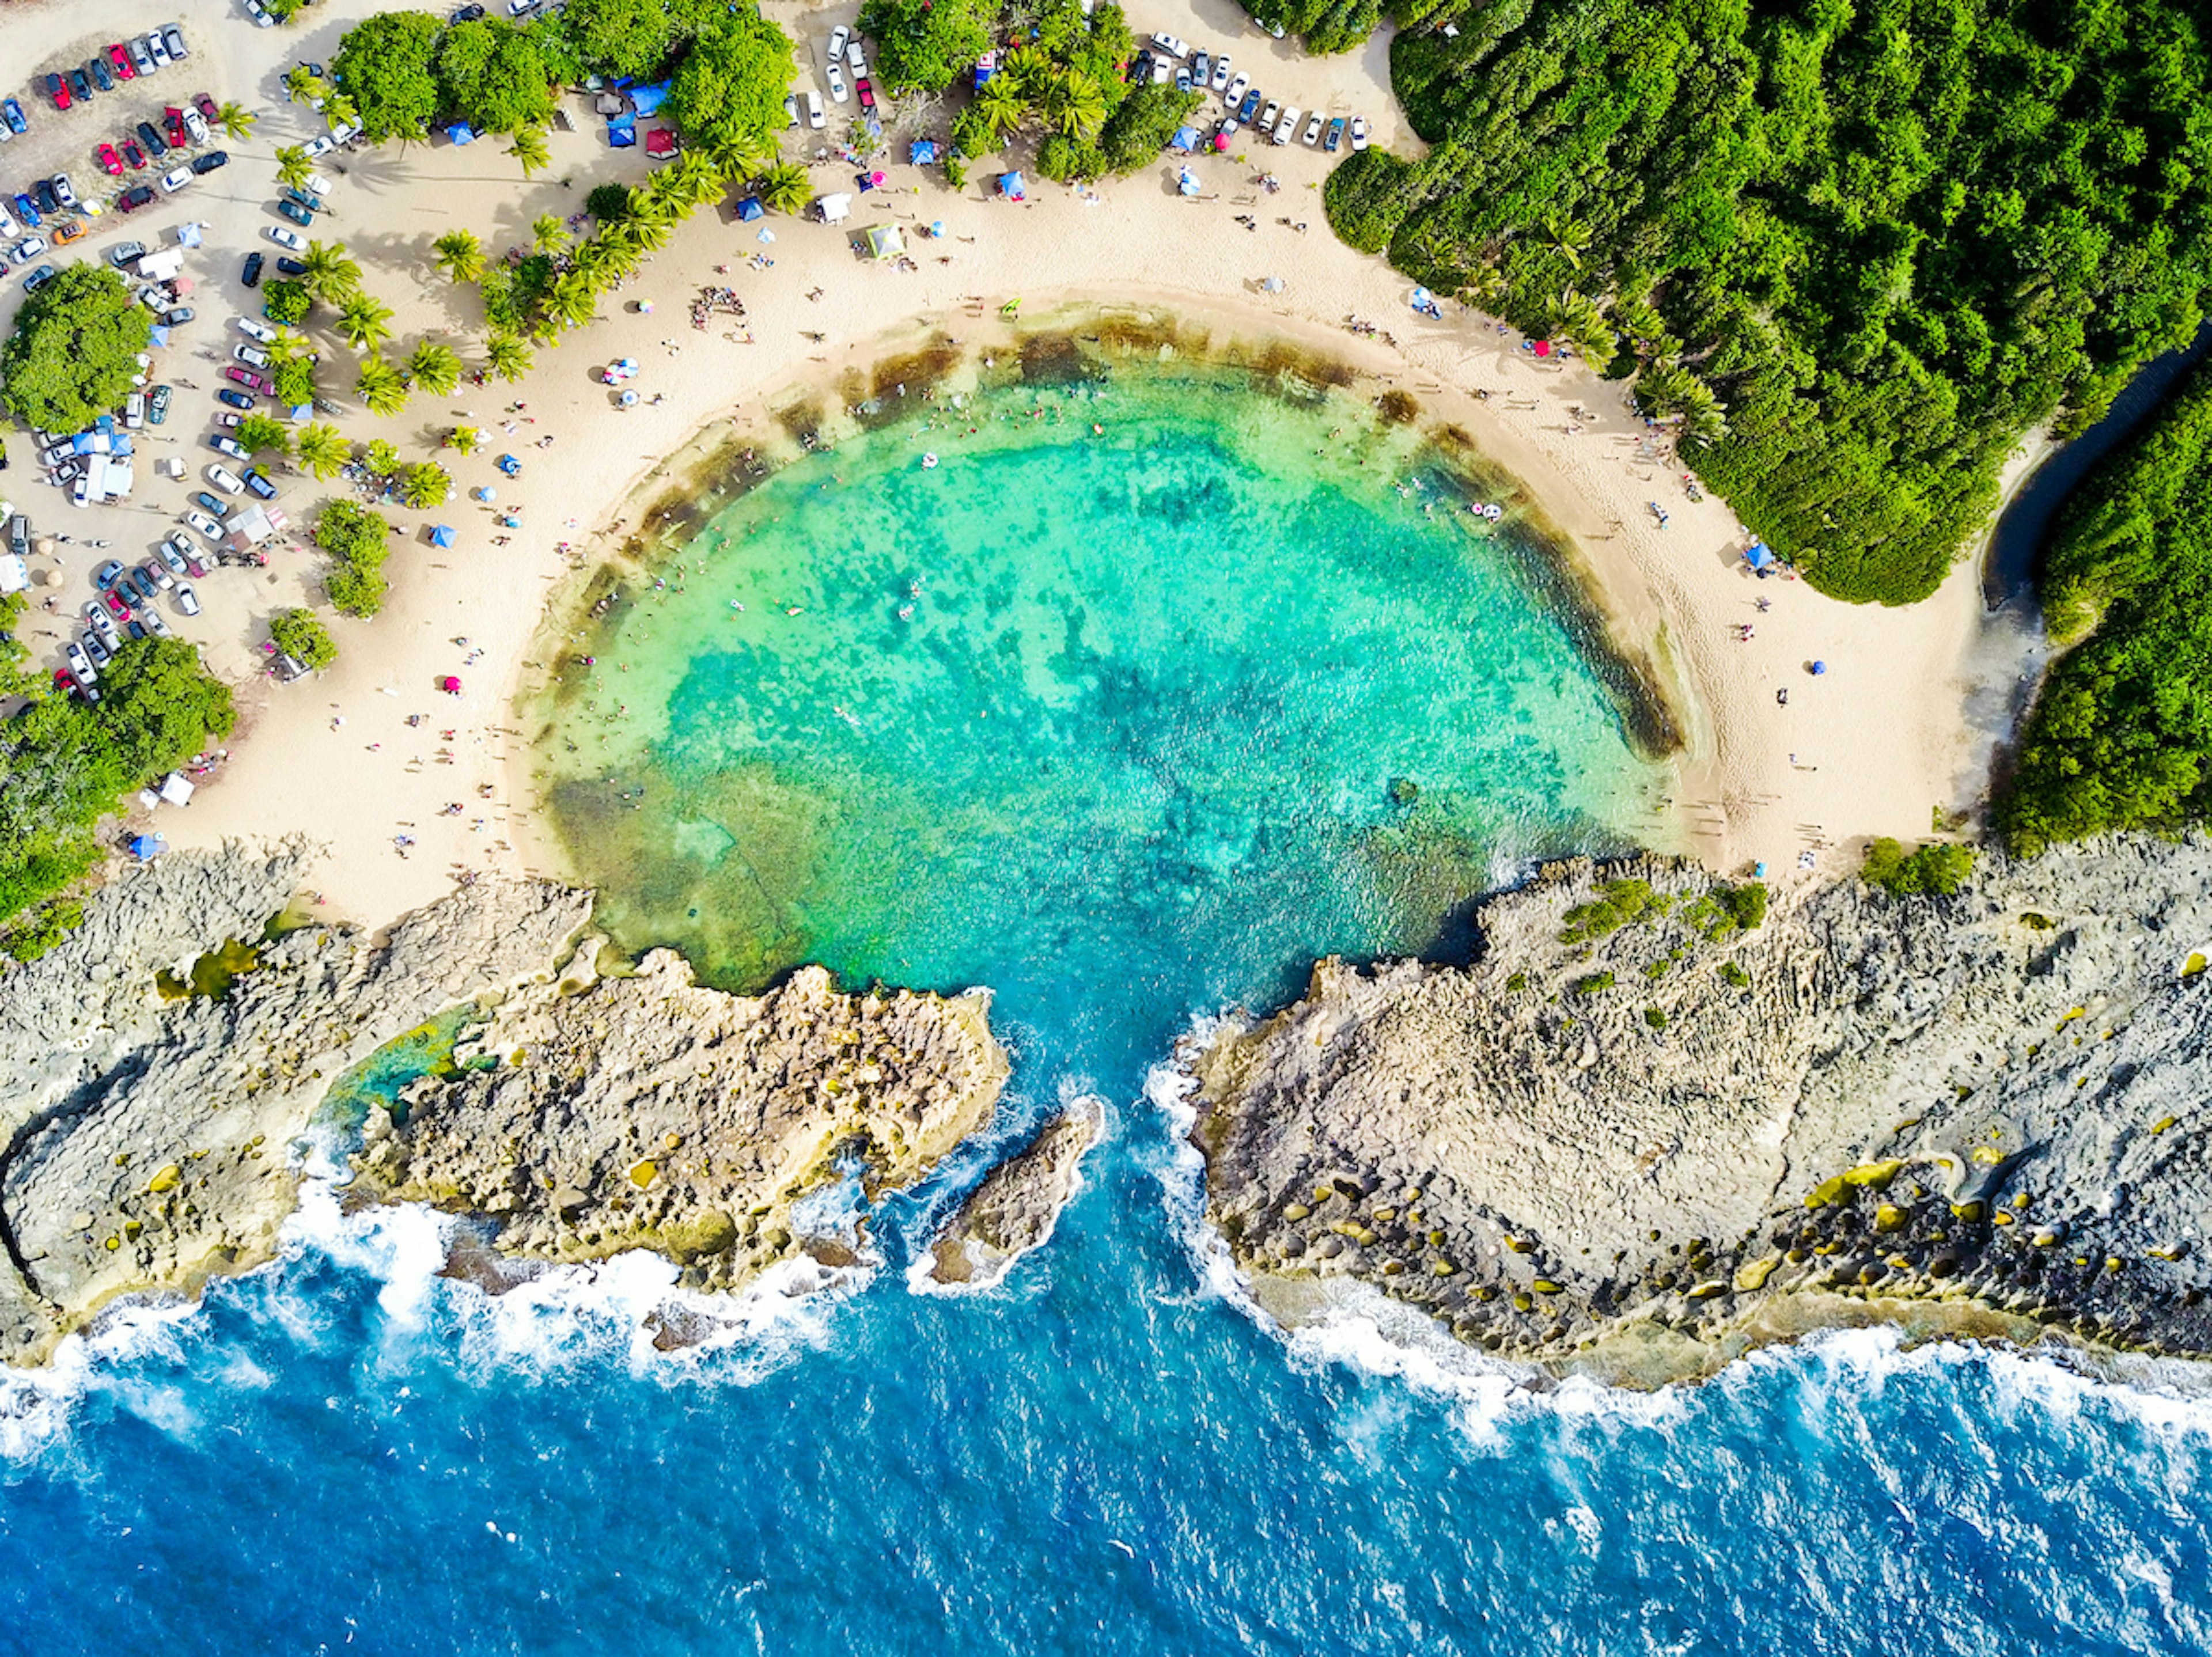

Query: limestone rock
[[926, 1098, 1101, 1288]]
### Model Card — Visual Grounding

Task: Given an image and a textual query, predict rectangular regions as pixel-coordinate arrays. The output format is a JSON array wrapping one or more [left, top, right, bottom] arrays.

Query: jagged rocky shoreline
[[0, 844, 1006, 1366], [925, 1099, 1101, 1289], [1186, 836, 2212, 1383]]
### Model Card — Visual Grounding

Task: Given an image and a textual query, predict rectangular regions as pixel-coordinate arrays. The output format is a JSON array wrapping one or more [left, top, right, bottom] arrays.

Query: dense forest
[[1298, 0, 2212, 606], [1999, 356, 2212, 854]]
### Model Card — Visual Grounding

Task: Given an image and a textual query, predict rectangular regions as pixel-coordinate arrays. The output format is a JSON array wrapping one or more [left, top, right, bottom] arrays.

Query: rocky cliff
[[1188, 835, 2212, 1382], [351, 954, 1008, 1291], [925, 1099, 1101, 1288]]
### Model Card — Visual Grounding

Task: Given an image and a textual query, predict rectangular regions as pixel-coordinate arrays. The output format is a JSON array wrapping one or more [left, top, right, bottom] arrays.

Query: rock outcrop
[[0, 845, 594, 1366], [926, 1099, 1101, 1288], [351, 955, 1009, 1292], [1188, 835, 2212, 1382]]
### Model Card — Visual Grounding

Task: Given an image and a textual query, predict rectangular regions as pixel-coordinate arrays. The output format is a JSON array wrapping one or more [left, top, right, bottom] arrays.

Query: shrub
[[586, 181, 634, 222], [1570, 971, 1615, 996], [263, 280, 311, 325], [269, 608, 338, 671], [1643, 1006, 1667, 1031], [1559, 878, 1654, 944], [1861, 839, 1977, 897], [1719, 961, 1750, 988], [314, 499, 392, 618]]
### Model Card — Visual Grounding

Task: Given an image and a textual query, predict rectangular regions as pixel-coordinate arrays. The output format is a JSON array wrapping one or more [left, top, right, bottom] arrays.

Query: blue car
[[11, 192, 38, 229], [1237, 88, 1263, 123], [216, 388, 253, 410], [1, 100, 26, 137], [94, 559, 124, 589], [241, 467, 277, 500]]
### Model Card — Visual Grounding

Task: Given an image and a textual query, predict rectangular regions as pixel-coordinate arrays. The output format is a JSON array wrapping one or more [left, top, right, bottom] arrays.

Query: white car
[[784, 93, 798, 128], [158, 166, 192, 194], [1224, 73, 1250, 109], [1274, 107, 1301, 144], [299, 172, 331, 196], [206, 464, 244, 495], [9, 236, 46, 264], [86, 604, 119, 646], [156, 540, 188, 576], [182, 510, 224, 541], [181, 107, 210, 146], [1257, 100, 1280, 134], [236, 317, 277, 342], [1149, 55, 1170, 84], [1151, 31, 1190, 56], [143, 605, 172, 638], [210, 434, 248, 460], [302, 134, 336, 157], [125, 392, 145, 429], [266, 225, 305, 250], [1302, 111, 1325, 145], [844, 40, 866, 73], [1350, 115, 1368, 150], [1211, 55, 1232, 92], [146, 30, 172, 69], [0, 205, 17, 241], [65, 640, 95, 683], [806, 90, 825, 130], [52, 175, 77, 209], [175, 583, 200, 616], [232, 344, 270, 367], [827, 24, 849, 61], [826, 61, 849, 103], [215, 411, 243, 429]]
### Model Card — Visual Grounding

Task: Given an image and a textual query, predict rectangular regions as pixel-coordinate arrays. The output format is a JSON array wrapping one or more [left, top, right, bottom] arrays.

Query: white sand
[[0, 0, 2006, 927]]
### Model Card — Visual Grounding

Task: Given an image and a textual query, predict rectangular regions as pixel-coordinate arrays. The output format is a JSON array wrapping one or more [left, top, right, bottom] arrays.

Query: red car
[[857, 77, 876, 111], [108, 43, 136, 79], [120, 137, 147, 169], [103, 589, 132, 620], [118, 183, 155, 211], [165, 107, 188, 149], [96, 142, 123, 176], [45, 73, 70, 111], [223, 365, 274, 395], [194, 92, 218, 122]]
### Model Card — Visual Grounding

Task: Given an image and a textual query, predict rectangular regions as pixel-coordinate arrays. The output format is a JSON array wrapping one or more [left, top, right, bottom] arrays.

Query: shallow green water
[[533, 359, 1663, 1059]]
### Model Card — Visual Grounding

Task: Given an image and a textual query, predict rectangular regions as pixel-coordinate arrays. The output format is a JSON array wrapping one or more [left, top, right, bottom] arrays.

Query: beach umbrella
[[441, 676, 463, 693], [429, 525, 456, 548], [757, 228, 776, 244], [1261, 276, 1284, 293], [620, 389, 639, 407], [1214, 132, 1230, 151], [1809, 660, 1827, 676], [931, 220, 945, 238], [474, 486, 496, 502]]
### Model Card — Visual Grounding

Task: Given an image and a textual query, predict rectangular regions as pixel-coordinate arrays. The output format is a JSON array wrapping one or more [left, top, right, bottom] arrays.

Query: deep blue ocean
[[5, 368, 2210, 1655]]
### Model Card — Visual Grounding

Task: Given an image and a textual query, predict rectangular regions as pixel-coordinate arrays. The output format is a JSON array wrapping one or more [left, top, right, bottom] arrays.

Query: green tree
[[1861, 839, 1977, 897], [554, 0, 696, 79], [755, 161, 811, 215], [356, 355, 410, 415], [313, 499, 392, 616], [284, 65, 329, 105], [361, 439, 402, 477], [400, 461, 453, 509], [294, 422, 348, 479], [274, 145, 315, 193], [434, 229, 487, 285], [90, 638, 237, 784], [507, 126, 552, 177], [532, 213, 570, 256], [404, 340, 464, 396], [272, 356, 318, 407], [0, 264, 154, 431], [859, 0, 994, 93], [217, 101, 257, 139], [298, 240, 362, 304], [484, 333, 534, 382], [585, 181, 633, 222], [330, 11, 444, 142], [234, 413, 294, 457], [270, 608, 338, 671], [437, 17, 556, 133], [263, 279, 312, 325], [337, 293, 395, 352], [665, 5, 795, 168], [448, 425, 483, 454]]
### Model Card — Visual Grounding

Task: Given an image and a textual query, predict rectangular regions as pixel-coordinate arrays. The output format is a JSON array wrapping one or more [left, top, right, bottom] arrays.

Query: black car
[[451, 3, 485, 18], [32, 179, 59, 215], [67, 69, 92, 103], [162, 305, 194, 325], [190, 149, 228, 175], [240, 249, 263, 287], [137, 119, 168, 157], [87, 55, 114, 93], [216, 388, 253, 410], [117, 184, 156, 212], [275, 255, 305, 276]]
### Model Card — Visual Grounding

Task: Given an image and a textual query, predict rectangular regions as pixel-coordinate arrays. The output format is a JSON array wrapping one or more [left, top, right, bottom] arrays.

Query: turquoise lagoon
[[5, 348, 2210, 1656]]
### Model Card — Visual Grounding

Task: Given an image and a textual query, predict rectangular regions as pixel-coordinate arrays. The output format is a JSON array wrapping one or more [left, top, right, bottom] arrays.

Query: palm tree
[[1047, 68, 1107, 142], [448, 426, 483, 455], [1540, 213, 1590, 272], [484, 333, 533, 382], [355, 357, 410, 416], [404, 340, 463, 396], [531, 213, 569, 257], [977, 78, 1026, 145], [665, 152, 726, 207], [755, 162, 811, 215], [284, 66, 328, 105], [1546, 287, 1616, 373], [626, 214, 672, 253], [400, 462, 452, 509], [433, 229, 486, 285], [217, 101, 257, 140], [294, 423, 348, 479], [507, 126, 551, 178], [336, 294, 395, 352], [298, 240, 361, 304], [274, 145, 315, 194], [324, 93, 358, 131], [234, 413, 294, 457], [362, 438, 402, 477], [545, 272, 600, 331]]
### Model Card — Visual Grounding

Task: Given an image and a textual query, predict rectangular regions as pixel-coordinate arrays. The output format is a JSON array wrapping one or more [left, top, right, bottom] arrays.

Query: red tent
[[645, 127, 678, 157]]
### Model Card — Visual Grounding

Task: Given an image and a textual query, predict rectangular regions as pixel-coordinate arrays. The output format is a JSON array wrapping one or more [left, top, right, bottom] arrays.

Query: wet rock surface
[[0, 844, 594, 1366], [927, 1099, 1101, 1288], [350, 954, 1009, 1294], [1188, 836, 2212, 1381]]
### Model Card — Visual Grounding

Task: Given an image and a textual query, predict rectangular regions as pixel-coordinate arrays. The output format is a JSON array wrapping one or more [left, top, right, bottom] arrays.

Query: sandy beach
[[0, 0, 2012, 928]]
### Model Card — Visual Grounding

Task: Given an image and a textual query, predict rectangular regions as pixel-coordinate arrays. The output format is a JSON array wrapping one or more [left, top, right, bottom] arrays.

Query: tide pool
[[5, 356, 2208, 1655]]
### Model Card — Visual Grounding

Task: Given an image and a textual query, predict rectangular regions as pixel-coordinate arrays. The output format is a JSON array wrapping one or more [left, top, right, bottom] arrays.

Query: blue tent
[[128, 833, 166, 860], [446, 121, 476, 145], [629, 80, 671, 116], [149, 325, 171, 348], [1745, 540, 1776, 572], [999, 170, 1025, 200], [736, 196, 765, 222], [910, 139, 938, 165], [429, 525, 456, 548], [608, 118, 637, 149], [1171, 125, 1199, 152]]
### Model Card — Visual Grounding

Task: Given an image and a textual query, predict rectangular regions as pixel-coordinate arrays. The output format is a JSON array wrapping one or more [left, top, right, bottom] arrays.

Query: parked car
[[192, 491, 230, 519], [1257, 99, 1280, 133], [22, 264, 56, 292], [275, 255, 305, 276], [94, 559, 124, 588], [96, 142, 123, 176], [242, 467, 277, 500], [84, 629, 112, 668], [8, 236, 46, 265], [142, 559, 173, 591], [11, 191, 38, 228], [33, 179, 58, 215], [156, 539, 188, 576], [232, 343, 269, 367], [149, 383, 171, 423], [137, 120, 169, 158], [65, 641, 95, 682], [67, 69, 92, 105], [209, 434, 247, 460], [147, 30, 172, 69], [1274, 107, 1301, 144], [0, 204, 16, 240], [157, 166, 191, 194], [806, 90, 825, 130], [104, 586, 135, 620], [161, 304, 193, 325], [181, 105, 209, 146], [109, 43, 137, 80], [44, 73, 70, 111], [120, 137, 148, 169], [216, 388, 253, 410], [1150, 55, 1171, 84], [164, 108, 188, 149], [825, 62, 848, 103], [827, 24, 850, 60], [124, 391, 145, 427], [1, 98, 26, 136], [190, 149, 227, 175], [240, 249, 264, 286], [223, 366, 274, 394], [118, 184, 155, 213], [452, 3, 487, 19], [1192, 51, 1211, 87], [194, 92, 218, 123], [1302, 111, 1324, 145], [205, 464, 243, 495], [1151, 31, 1191, 57], [276, 198, 314, 227], [52, 174, 77, 208], [236, 316, 275, 342], [301, 133, 336, 157], [1324, 116, 1346, 153], [1349, 115, 1368, 151], [87, 56, 114, 95], [845, 39, 866, 73], [128, 36, 155, 74], [164, 24, 189, 62], [142, 607, 172, 639], [182, 510, 223, 541], [856, 77, 875, 112], [1175, 66, 1192, 93], [265, 225, 305, 250], [243, 0, 276, 26], [175, 584, 200, 616]]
